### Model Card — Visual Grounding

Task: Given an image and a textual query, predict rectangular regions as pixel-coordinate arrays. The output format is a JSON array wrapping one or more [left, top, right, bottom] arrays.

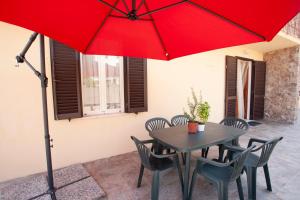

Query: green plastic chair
[[131, 136, 183, 200], [171, 115, 189, 126], [205, 117, 249, 160], [145, 117, 172, 154], [189, 145, 255, 200], [225, 137, 283, 200]]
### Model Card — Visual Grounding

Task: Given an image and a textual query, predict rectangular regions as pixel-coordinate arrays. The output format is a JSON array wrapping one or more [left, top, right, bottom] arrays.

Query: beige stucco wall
[[0, 22, 263, 181]]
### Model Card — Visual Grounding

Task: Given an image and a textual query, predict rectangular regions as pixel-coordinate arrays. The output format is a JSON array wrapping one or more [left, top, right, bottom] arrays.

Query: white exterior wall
[[0, 22, 263, 181]]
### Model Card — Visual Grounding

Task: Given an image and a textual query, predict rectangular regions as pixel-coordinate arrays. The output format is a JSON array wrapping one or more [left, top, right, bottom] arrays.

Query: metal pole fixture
[[16, 33, 90, 200], [16, 33, 56, 200]]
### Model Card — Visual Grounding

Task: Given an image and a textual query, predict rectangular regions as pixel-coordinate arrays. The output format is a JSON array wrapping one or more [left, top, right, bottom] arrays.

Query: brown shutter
[[253, 61, 266, 120], [225, 56, 237, 117], [124, 57, 148, 113], [50, 40, 83, 120]]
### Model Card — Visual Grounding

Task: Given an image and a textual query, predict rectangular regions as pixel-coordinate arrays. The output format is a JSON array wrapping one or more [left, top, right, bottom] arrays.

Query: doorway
[[225, 56, 266, 120], [236, 59, 252, 120]]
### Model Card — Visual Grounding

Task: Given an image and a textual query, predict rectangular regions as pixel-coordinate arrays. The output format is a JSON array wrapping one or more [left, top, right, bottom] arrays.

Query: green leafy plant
[[197, 101, 210, 124], [184, 88, 202, 122]]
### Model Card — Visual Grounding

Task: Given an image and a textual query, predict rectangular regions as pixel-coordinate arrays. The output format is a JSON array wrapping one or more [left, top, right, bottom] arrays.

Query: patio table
[[149, 122, 247, 200]]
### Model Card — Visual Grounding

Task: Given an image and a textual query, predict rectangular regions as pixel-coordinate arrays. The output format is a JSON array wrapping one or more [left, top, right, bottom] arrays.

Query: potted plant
[[197, 101, 210, 131], [184, 88, 201, 134]]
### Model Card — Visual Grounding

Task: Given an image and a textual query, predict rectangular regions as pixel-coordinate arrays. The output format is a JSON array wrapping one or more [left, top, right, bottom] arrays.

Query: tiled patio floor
[[84, 119, 300, 200]]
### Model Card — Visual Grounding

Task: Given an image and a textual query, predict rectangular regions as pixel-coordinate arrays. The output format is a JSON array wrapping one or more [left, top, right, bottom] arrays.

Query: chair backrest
[[171, 115, 189, 126], [145, 117, 171, 132], [131, 136, 151, 169], [220, 117, 249, 130], [220, 118, 249, 145], [256, 137, 283, 167], [230, 145, 255, 181]]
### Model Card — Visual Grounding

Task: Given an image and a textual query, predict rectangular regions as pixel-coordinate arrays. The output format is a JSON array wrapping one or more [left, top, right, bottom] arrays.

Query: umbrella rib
[[84, 0, 123, 53], [98, 0, 127, 16], [138, 0, 188, 18], [144, 0, 170, 59], [121, 0, 130, 13], [136, 0, 145, 12], [187, 1, 266, 40]]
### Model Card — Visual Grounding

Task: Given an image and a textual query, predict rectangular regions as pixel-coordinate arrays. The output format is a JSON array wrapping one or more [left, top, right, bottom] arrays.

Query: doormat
[[0, 164, 105, 200]]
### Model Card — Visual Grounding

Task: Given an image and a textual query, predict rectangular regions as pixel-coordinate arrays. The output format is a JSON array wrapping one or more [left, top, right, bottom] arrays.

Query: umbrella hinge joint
[[16, 55, 25, 63], [128, 10, 138, 20], [38, 73, 48, 88]]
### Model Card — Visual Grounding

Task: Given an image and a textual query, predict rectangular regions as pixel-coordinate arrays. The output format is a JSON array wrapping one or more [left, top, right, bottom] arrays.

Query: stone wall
[[282, 13, 300, 39], [264, 46, 300, 123]]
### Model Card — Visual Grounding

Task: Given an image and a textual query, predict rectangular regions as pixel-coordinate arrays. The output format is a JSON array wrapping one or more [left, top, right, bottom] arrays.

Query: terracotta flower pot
[[188, 121, 198, 134]]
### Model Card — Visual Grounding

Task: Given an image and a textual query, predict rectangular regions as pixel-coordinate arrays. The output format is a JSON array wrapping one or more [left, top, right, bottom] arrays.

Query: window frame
[[80, 54, 125, 117]]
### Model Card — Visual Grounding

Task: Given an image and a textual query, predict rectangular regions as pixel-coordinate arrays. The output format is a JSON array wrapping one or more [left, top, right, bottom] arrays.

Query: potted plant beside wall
[[197, 101, 210, 132], [184, 88, 201, 134]]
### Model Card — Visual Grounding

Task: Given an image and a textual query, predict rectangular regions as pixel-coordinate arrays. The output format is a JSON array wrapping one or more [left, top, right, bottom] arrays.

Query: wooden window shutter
[[252, 61, 266, 120], [50, 40, 83, 120], [225, 56, 237, 117], [124, 57, 148, 113]]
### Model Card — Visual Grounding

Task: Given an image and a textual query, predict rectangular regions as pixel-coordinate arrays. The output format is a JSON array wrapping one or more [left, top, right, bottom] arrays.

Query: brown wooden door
[[253, 61, 266, 120], [225, 56, 237, 117]]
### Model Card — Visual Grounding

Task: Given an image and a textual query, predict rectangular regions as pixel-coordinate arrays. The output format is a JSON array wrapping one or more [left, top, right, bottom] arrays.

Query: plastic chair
[[205, 117, 249, 160], [226, 137, 283, 200], [189, 145, 255, 200], [131, 136, 183, 200], [145, 117, 172, 154], [145, 117, 172, 132], [171, 115, 189, 126]]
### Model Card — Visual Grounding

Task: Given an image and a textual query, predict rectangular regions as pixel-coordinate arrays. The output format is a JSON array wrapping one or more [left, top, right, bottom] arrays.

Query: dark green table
[[149, 122, 247, 200]]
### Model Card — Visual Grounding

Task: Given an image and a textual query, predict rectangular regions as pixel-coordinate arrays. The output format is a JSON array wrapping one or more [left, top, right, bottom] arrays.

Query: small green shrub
[[197, 101, 210, 124], [184, 88, 211, 123]]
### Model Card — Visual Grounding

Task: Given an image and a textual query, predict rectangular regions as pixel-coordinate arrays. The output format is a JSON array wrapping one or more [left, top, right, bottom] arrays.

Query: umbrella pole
[[39, 34, 56, 200], [16, 33, 56, 200]]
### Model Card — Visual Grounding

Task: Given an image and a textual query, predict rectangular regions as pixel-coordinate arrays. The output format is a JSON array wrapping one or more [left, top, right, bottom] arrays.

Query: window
[[50, 40, 147, 120], [81, 55, 124, 116]]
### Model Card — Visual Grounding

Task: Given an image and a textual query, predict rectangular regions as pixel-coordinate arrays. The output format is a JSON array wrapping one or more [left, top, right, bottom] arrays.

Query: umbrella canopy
[[0, 0, 299, 60]]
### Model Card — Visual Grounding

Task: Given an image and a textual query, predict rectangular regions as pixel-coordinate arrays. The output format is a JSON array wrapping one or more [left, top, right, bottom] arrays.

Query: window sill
[[81, 112, 129, 120]]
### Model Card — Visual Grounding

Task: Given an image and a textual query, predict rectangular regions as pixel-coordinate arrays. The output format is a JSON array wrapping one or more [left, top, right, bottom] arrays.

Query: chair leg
[[202, 148, 208, 158], [263, 164, 272, 191], [236, 176, 244, 200], [217, 182, 228, 200], [137, 164, 144, 188], [204, 148, 209, 158], [246, 166, 257, 200], [174, 155, 184, 193], [189, 170, 198, 200], [181, 152, 186, 165], [151, 171, 160, 200], [218, 144, 225, 162], [167, 148, 171, 154]]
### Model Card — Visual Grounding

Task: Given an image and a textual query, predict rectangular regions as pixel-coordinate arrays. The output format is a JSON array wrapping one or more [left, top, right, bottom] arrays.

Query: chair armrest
[[223, 144, 245, 153], [247, 138, 268, 148], [150, 151, 178, 159], [197, 157, 230, 168], [141, 139, 156, 144]]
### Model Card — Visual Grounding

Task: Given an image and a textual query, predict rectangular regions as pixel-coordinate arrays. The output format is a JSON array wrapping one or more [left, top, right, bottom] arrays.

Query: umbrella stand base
[[27, 175, 91, 200]]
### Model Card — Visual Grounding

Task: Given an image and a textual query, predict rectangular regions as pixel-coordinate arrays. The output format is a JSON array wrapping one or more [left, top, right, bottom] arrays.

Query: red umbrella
[[0, 1, 299, 200], [1, 0, 299, 60]]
